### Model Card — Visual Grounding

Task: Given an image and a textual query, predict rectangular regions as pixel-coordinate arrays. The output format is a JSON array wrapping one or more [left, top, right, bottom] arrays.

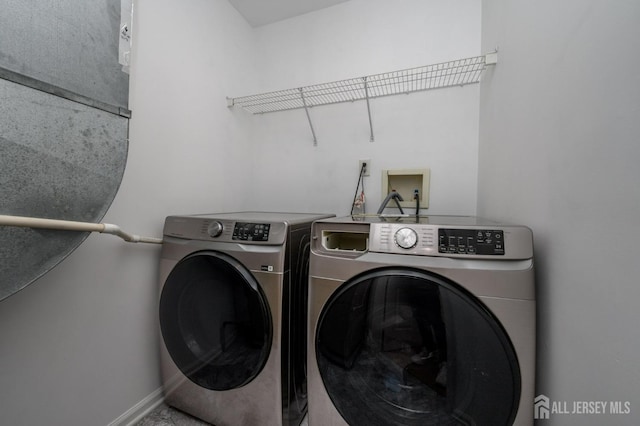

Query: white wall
[[242, 0, 482, 216], [0, 1, 255, 424], [479, 0, 640, 424]]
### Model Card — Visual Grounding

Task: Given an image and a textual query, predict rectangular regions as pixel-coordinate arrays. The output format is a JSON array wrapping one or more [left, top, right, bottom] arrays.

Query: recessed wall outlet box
[[382, 168, 430, 209]]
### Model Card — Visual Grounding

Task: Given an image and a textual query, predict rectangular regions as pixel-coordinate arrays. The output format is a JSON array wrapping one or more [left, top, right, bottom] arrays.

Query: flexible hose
[[0, 215, 163, 244]]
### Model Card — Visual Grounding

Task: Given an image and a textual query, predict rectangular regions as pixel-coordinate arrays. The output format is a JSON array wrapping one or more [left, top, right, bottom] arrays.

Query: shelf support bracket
[[363, 76, 374, 142], [485, 50, 498, 65], [299, 88, 318, 146]]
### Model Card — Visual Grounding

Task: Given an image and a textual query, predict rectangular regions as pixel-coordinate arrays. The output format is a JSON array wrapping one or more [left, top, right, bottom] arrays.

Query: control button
[[394, 227, 418, 249], [207, 221, 224, 238]]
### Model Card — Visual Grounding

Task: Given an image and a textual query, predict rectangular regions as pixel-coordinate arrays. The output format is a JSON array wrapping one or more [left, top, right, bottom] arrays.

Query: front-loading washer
[[308, 216, 535, 425], [159, 212, 333, 426]]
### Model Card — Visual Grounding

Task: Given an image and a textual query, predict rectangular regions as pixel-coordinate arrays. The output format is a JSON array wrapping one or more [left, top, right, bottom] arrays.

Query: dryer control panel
[[233, 222, 271, 241], [163, 216, 287, 245]]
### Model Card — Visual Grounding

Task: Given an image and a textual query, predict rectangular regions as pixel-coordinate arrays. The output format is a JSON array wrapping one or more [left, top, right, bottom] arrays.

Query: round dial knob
[[394, 227, 418, 249], [207, 221, 223, 238]]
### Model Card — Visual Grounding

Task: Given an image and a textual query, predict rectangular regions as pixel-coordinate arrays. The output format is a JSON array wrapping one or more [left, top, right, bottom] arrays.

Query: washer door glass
[[160, 251, 272, 391], [316, 268, 521, 425]]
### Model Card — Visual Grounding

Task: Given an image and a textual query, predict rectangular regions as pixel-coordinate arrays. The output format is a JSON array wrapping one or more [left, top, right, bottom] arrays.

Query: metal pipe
[[0, 214, 163, 244]]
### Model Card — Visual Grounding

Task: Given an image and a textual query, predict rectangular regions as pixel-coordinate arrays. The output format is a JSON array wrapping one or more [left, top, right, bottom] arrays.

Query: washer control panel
[[438, 229, 504, 255], [367, 222, 529, 258], [232, 222, 271, 241]]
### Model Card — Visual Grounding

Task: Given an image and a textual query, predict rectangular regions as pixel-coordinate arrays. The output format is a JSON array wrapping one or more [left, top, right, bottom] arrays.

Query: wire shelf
[[227, 52, 496, 144], [229, 54, 492, 114]]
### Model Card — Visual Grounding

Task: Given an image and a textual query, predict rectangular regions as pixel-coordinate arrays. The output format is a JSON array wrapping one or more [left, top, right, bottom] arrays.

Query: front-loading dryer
[[159, 212, 333, 426], [308, 216, 535, 426]]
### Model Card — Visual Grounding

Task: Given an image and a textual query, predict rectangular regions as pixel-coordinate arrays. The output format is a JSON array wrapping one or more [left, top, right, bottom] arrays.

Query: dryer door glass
[[316, 269, 521, 425], [160, 251, 272, 391]]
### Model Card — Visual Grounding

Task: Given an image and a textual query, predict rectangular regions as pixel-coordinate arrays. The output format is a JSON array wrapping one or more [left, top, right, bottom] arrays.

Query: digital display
[[232, 222, 270, 241]]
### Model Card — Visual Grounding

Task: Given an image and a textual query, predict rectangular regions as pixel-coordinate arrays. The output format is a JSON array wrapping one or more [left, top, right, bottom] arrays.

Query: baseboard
[[107, 386, 165, 426]]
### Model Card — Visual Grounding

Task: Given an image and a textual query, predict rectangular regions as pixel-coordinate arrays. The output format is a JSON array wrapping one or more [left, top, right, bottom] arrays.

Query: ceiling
[[228, 0, 351, 27]]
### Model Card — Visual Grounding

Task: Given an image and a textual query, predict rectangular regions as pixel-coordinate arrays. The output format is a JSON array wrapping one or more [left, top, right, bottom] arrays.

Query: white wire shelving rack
[[227, 52, 497, 145]]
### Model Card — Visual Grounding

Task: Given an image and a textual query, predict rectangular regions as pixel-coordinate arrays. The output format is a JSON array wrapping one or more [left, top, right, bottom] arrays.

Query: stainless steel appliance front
[[308, 215, 536, 426], [159, 212, 333, 426]]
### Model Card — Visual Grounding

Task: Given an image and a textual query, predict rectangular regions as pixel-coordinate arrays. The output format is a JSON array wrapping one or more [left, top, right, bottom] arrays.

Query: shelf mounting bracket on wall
[[299, 87, 318, 146], [227, 52, 497, 145], [363, 76, 374, 142]]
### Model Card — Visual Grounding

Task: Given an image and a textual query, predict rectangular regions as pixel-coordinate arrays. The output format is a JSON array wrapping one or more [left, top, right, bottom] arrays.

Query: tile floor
[[136, 404, 211, 426], [136, 403, 310, 426]]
